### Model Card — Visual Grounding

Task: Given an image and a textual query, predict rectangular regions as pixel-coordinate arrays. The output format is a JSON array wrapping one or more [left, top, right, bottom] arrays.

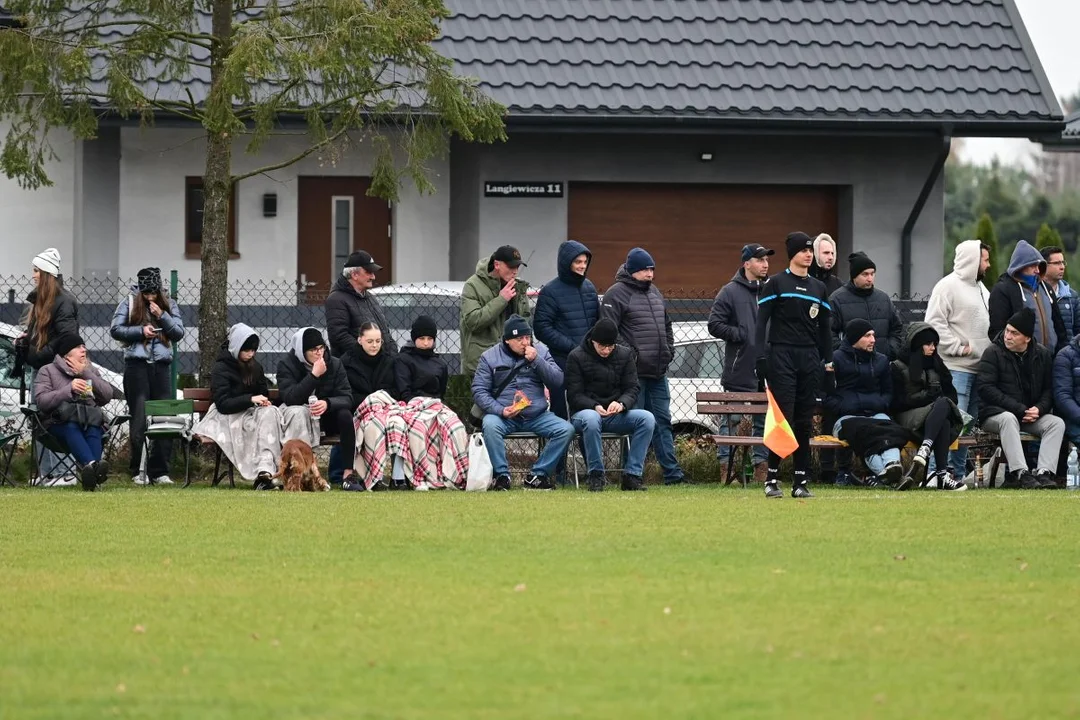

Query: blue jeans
[[571, 409, 655, 477], [946, 371, 979, 477], [481, 412, 575, 477], [833, 414, 901, 476], [634, 377, 684, 482], [48, 423, 103, 466], [715, 412, 768, 463]]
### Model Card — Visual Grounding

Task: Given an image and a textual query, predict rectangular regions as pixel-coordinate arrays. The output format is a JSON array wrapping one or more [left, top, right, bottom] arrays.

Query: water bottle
[[1068, 447, 1079, 490]]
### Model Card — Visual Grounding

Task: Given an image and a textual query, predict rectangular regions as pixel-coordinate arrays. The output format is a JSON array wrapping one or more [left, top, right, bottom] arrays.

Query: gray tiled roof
[[1066, 111, 1080, 138], [436, 0, 1062, 127]]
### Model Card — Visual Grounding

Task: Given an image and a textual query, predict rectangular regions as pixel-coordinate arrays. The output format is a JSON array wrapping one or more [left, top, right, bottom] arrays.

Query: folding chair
[[569, 432, 631, 489], [21, 405, 79, 484], [139, 399, 194, 487]]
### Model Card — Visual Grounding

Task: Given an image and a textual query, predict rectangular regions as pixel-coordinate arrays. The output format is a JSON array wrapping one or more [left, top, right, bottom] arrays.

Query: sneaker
[[620, 474, 646, 491], [764, 482, 783, 499], [34, 475, 77, 488], [133, 474, 150, 486], [253, 473, 276, 491], [587, 471, 605, 492], [523, 474, 555, 491], [934, 472, 968, 492], [341, 478, 366, 492], [415, 482, 430, 492], [882, 462, 903, 489], [94, 462, 110, 487], [866, 476, 887, 488], [1035, 470, 1059, 489], [898, 455, 927, 491], [79, 463, 99, 492], [792, 483, 814, 499], [152, 475, 174, 485], [491, 474, 511, 491], [834, 470, 863, 487]]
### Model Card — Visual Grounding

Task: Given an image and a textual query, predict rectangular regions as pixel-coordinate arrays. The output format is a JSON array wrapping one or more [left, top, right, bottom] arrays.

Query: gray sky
[[960, 0, 1080, 167]]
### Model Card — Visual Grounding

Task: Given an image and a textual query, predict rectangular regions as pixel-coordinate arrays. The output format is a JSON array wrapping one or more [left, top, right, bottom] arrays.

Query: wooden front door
[[297, 176, 392, 303]]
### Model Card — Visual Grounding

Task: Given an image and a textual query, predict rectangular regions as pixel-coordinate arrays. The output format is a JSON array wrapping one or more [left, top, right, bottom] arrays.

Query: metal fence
[[0, 273, 929, 429]]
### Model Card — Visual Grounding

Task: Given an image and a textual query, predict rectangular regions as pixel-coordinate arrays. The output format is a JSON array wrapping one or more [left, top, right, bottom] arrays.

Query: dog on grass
[[274, 439, 329, 492]]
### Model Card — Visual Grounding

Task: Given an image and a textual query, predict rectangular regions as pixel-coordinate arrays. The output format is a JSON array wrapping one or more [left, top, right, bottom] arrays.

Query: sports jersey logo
[[809, 303, 819, 319]]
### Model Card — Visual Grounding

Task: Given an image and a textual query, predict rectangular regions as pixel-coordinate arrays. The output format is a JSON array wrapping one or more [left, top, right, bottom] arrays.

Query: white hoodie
[[924, 240, 992, 373]]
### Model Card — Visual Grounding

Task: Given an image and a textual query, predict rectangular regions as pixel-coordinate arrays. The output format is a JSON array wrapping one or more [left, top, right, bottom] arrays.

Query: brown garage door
[[568, 183, 839, 295]]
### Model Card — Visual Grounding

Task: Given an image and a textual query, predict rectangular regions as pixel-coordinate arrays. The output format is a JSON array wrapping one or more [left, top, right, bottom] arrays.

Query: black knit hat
[[843, 318, 875, 347], [240, 334, 259, 352], [411, 315, 437, 341], [53, 333, 85, 358], [302, 328, 325, 352], [137, 267, 162, 293], [786, 232, 814, 259], [502, 314, 532, 341], [849, 252, 877, 280], [1006, 308, 1036, 338], [590, 318, 619, 346]]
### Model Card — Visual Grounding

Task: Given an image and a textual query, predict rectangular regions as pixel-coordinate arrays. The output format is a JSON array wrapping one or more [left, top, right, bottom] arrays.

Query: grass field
[[2, 484, 1079, 719]]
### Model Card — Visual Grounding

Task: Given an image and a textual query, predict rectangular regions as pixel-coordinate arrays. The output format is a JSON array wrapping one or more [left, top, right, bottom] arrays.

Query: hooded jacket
[[924, 239, 992, 374], [987, 240, 1065, 353], [471, 339, 562, 420], [828, 281, 904, 360], [977, 333, 1054, 422], [210, 323, 270, 415], [708, 268, 765, 391], [564, 328, 640, 414], [1052, 334, 1080, 424], [324, 275, 397, 358], [459, 254, 532, 376], [825, 340, 892, 418], [809, 258, 842, 295], [109, 285, 185, 363], [33, 353, 116, 428], [395, 342, 449, 401], [24, 285, 80, 369], [342, 343, 397, 408], [599, 264, 674, 379], [533, 240, 600, 369], [276, 327, 353, 412], [889, 322, 958, 414]]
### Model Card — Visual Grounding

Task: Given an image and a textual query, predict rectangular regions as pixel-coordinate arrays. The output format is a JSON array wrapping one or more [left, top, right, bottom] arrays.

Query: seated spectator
[[890, 323, 967, 491], [1053, 330, 1080, 469], [472, 315, 574, 491], [277, 327, 355, 486], [395, 315, 449, 401], [32, 333, 116, 491], [978, 308, 1063, 489], [192, 323, 282, 490], [343, 322, 397, 408], [826, 319, 908, 487], [565, 318, 654, 491]]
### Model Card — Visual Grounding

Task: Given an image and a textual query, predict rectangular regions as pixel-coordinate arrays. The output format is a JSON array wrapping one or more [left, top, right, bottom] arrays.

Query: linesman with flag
[[755, 232, 834, 498]]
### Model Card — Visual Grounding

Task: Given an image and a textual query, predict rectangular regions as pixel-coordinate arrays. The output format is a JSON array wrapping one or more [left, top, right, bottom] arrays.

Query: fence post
[[170, 269, 179, 397]]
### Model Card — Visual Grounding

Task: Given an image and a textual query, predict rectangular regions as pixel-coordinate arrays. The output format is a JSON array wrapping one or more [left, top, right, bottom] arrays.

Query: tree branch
[[230, 108, 360, 182]]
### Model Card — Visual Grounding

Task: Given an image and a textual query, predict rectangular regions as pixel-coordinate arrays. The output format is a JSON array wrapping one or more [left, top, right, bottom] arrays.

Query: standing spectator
[[472, 315, 574, 491], [460, 245, 531, 379], [978, 308, 1062, 489], [324, 250, 397, 358], [707, 243, 772, 482], [110, 267, 185, 486], [811, 233, 843, 295], [343, 322, 398, 408], [21, 248, 80, 486], [600, 248, 685, 485], [755, 232, 833, 498], [534, 240, 600, 420], [1040, 246, 1079, 341], [829, 252, 904, 360], [564, 318, 654, 492], [987, 240, 1065, 353], [925, 239, 992, 481], [395, 315, 449, 401]]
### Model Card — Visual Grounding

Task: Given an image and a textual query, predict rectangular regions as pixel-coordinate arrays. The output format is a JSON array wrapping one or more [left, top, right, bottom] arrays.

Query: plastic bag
[[465, 433, 493, 491]]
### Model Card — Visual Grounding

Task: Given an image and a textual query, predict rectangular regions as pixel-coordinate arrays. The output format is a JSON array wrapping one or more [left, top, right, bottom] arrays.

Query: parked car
[[669, 322, 726, 436]]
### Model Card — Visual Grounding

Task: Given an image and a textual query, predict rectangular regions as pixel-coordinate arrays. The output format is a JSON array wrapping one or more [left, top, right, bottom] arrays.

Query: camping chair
[[0, 411, 21, 487], [21, 405, 130, 485], [139, 399, 194, 487]]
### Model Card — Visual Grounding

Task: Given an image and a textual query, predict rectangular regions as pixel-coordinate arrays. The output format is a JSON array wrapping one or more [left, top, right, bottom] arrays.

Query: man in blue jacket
[[472, 315, 575, 491]]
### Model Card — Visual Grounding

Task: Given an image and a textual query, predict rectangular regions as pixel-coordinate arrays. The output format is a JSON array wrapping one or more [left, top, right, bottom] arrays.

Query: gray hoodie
[[228, 323, 258, 359]]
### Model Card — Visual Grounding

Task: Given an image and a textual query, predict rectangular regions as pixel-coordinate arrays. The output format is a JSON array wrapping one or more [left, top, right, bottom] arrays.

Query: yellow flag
[[763, 386, 799, 459]]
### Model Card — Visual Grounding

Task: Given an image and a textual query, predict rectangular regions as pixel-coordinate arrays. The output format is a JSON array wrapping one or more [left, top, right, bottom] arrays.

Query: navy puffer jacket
[[1053, 335, 1080, 425], [533, 240, 600, 368], [825, 341, 893, 417]]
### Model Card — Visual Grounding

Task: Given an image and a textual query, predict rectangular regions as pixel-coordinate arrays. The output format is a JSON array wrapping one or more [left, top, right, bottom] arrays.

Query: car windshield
[[670, 340, 723, 379]]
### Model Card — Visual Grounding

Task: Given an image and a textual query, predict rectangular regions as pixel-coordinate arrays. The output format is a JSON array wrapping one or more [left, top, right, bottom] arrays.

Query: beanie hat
[[1006, 308, 1036, 338], [848, 252, 877, 280], [137, 267, 162, 293], [843, 318, 875, 347], [411, 315, 438, 341], [626, 247, 655, 274], [502, 314, 533, 341], [53, 333, 84, 358], [32, 248, 61, 276], [785, 232, 814, 259], [301, 328, 325, 352], [240, 334, 259, 353], [590, 318, 619, 346]]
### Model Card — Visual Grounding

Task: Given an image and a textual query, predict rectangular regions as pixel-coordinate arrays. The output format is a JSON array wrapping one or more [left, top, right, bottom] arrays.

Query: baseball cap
[[344, 250, 382, 272], [491, 245, 527, 268], [741, 244, 775, 262]]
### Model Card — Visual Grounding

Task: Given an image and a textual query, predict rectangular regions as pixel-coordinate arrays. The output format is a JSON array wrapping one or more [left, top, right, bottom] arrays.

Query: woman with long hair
[[110, 267, 185, 485]]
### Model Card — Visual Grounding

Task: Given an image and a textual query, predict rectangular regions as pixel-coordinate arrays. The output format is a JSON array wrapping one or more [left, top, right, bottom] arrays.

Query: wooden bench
[[696, 391, 1005, 487]]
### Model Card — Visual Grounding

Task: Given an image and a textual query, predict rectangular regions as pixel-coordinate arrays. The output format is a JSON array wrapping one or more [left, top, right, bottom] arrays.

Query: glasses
[[1048, 260, 1067, 267]]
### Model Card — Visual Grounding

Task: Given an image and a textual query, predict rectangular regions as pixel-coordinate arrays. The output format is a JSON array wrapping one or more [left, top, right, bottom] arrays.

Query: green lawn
[[2, 485, 1079, 719]]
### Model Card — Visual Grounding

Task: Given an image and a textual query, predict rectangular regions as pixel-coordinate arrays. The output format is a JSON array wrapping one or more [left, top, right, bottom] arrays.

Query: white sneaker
[[133, 474, 150, 486], [152, 475, 174, 485], [939, 473, 968, 492], [415, 482, 430, 492], [33, 475, 77, 488]]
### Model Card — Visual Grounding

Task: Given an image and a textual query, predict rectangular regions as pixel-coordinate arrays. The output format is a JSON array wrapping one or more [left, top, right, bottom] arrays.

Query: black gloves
[[755, 357, 768, 392]]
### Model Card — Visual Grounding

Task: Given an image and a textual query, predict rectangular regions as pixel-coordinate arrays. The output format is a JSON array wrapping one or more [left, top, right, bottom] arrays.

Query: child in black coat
[[395, 315, 449, 401]]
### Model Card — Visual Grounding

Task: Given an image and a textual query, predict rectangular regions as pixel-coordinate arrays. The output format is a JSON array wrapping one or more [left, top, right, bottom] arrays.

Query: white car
[[668, 322, 726, 436]]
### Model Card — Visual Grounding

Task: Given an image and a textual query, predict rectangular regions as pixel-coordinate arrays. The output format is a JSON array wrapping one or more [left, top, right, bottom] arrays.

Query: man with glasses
[[1041, 246, 1079, 343]]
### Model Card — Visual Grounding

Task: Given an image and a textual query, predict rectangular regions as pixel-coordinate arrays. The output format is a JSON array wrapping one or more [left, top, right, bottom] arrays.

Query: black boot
[[620, 474, 646, 491], [1019, 471, 1042, 490], [1002, 469, 1023, 489], [587, 471, 604, 492], [79, 462, 98, 492]]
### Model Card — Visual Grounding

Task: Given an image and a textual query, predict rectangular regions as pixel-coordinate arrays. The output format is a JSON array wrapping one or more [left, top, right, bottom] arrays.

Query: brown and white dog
[[274, 439, 330, 492]]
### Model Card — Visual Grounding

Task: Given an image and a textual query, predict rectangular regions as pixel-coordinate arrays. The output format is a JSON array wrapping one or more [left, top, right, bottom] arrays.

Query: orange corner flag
[[763, 385, 799, 459]]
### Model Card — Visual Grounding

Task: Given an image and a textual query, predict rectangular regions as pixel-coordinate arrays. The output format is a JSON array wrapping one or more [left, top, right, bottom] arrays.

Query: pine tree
[[1035, 223, 1068, 283], [974, 213, 999, 290]]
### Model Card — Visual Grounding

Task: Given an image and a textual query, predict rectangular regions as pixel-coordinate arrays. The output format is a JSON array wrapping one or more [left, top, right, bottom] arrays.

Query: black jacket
[[24, 286, 80, 369], [276, 353, 353, 414], [342, 344, 397, 408], [890, 322, 958, 413], [828, 283, 905, 360], [987, 273, 1066, 354], [977, 336, 1054, 422], [533, 240, 600, 369], [825, 342, 892, 417], [708, 269, 764, 392], [324, 276, 398, 358], [210, 348, 270, 415], [394, 343, 449, 401], [810, 261, 843, 296], [599, 264, 674, 379], [564, 329, 640, 414]]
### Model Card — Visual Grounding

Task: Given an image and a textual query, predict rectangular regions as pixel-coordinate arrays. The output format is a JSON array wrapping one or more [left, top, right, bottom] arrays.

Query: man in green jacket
[[460, 245, 532, 378]]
